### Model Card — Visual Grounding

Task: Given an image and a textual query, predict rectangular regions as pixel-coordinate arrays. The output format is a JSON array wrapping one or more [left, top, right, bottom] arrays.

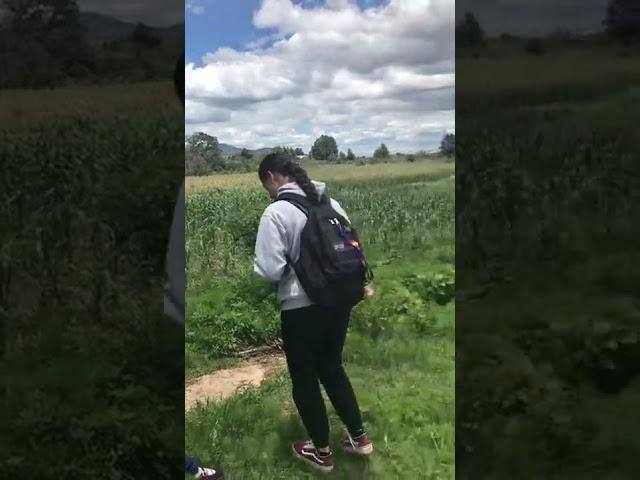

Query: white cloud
[[245, 32, 285, 50], [186, 0, 454, 155], [186, 2, 205, 16]]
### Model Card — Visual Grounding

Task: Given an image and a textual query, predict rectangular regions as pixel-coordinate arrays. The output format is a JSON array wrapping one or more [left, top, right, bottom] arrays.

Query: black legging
[[185, 452, 199, 476], [281, 304, 365, 448]]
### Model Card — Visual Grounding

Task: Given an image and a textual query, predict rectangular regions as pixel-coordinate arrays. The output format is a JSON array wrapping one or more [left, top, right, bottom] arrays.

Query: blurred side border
[[0, 1, 185, 478], [456, 1, 640, 478]]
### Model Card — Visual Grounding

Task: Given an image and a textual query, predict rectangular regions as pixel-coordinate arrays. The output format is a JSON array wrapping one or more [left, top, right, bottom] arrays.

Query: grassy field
[[456, 48, 640, 478], [185, 158, 453, 192], [0, 80, 179, 127], [457, 47, 640, 108], [185, 161, 455, 479], [1, 81, 184, 478]]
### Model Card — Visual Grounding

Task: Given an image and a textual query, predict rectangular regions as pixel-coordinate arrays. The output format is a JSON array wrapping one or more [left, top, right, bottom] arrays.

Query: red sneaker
[[342, 432, 374, 455], [291, 440, 334, 473]]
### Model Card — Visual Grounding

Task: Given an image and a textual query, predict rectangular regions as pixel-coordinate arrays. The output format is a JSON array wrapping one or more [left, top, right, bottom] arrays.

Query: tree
[[2, 0, 92, 86], [456, 12, 484, 48], [132, 23, 162, 49], [339, 151, 346, 161], [604, 0, 640, 46], [187, 132, 220, 156], [440, 133, 455, 158], [4, 0, 81, 33], [373, 143, 390, 159], [310, 135, 338, 161], [185, 132, 223, 175], [407, 154, 416, 163], [346, 149, 356, 161], [240, 148, 253, 159], [272, 146, 296, 156], [294, 147, 305, 156]]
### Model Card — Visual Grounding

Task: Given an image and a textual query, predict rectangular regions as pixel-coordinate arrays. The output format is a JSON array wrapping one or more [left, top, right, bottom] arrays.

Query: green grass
[[457, 254, 640, 478], [456, 49, 640, 477], [185, 158, 453, 192], [0, 80, 179, 127], [186, 334, 453, 479], [457, 48, 640, 108], [185, 169, 455, 478], [1, 82, 184, 478], [186, 265, 455, 479], [186, 352, 241, 382]]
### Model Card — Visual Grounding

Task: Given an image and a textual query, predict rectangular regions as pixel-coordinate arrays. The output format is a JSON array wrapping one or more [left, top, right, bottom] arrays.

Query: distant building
[[296, 154, 308, 160]]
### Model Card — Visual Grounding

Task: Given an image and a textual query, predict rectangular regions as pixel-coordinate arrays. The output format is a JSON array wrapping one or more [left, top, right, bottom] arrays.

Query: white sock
[[195, 467, 217, 478]]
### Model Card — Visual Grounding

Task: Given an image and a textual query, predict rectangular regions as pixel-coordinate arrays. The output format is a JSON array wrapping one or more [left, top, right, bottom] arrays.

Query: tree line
[[185, 132, 455, 176], [0, 0, 181, 89], [457, 0, 640, 54]]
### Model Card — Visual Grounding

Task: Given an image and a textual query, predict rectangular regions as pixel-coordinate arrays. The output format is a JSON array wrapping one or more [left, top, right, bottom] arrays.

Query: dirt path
[[185, 354, 286, 411]]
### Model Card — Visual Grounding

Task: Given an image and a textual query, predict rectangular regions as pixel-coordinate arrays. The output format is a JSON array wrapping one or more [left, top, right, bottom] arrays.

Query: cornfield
[[1, 82, 184, 478], [185, 167, 455, 356], [456, 52, 640, 478]]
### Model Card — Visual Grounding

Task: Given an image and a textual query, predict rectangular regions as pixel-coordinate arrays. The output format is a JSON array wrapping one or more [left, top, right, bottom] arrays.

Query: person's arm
[[254, 208, 288, 283]]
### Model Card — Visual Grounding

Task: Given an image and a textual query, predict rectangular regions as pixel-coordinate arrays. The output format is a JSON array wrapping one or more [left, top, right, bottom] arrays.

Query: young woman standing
[[254, 153, 373, 473]]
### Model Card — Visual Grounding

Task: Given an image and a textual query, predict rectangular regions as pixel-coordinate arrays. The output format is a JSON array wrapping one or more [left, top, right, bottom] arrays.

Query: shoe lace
[[347, 432, 367, 447]]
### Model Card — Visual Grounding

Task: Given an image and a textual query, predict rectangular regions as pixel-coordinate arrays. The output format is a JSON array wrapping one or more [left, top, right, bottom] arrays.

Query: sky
[[71, 0, 608, 34], [185, 0, 455, 155]]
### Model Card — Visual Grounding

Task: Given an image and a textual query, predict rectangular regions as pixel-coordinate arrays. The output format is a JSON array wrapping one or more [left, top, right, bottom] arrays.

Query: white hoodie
[[164, 182, 184, 325], [253, 180, 349, 311]]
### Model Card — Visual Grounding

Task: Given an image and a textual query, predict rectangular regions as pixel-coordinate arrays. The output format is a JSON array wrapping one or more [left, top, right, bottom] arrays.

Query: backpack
[[276, 192, 373, 307]]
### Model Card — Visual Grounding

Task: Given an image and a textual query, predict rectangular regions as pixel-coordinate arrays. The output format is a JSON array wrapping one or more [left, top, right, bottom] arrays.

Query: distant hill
[[79, 12, 135, 42], [219, 143, 273, 158], [79, 12, 184, 43]]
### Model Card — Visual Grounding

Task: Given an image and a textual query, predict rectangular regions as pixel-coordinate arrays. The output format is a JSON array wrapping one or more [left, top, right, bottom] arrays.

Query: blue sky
[[186, 0, 264, 65], [185, 0, 454, 155], [186, 0, 391, 64]]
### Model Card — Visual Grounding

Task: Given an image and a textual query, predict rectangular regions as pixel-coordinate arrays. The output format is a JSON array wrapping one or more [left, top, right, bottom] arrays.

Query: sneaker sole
[[343, 443, 374, 456], [291, 445, 334, 473]]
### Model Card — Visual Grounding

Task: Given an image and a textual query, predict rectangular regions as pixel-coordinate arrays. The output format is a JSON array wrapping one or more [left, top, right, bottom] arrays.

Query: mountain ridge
[[79, 12, 184, 42], [218, 143, 274, 158]]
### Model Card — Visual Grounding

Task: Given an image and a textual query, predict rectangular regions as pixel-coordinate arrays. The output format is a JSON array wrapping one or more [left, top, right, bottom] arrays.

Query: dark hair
[[174, 53, 184, 104], [258, 152, 320, 204]]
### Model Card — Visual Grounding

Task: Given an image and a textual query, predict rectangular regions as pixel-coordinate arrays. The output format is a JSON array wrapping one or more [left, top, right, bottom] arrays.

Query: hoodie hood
[[277, 180, 326, 199]]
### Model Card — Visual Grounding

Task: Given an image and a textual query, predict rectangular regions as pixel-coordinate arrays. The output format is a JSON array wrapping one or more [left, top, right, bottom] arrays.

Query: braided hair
[[258, 152, 321, 204]]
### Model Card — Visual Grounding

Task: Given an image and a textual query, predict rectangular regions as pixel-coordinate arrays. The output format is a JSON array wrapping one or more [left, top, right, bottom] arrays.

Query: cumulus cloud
[[186, 0, 454, 155]]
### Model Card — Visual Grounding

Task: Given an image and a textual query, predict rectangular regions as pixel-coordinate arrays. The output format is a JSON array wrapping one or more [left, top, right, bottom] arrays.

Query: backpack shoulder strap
[[276, 193, 312, 217]]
